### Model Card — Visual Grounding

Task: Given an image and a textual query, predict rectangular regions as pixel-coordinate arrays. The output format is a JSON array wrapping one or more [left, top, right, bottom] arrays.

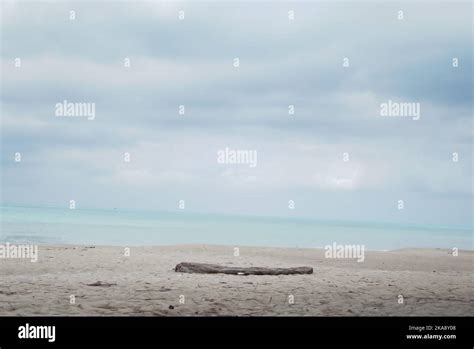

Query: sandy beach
[[0, 245, 472, 316]]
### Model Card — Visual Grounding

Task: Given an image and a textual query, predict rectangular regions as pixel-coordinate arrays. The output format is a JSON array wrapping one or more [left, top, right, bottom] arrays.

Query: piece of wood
[[174, 262, 313, 275], [86, 281, 117, 287]]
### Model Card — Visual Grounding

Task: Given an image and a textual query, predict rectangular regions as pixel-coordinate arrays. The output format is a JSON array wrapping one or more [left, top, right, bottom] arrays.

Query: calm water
[[0, 206, 472, 250]]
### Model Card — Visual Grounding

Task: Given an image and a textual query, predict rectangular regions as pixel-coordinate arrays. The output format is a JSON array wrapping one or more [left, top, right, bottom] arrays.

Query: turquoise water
[[0, 206, 472, 250]]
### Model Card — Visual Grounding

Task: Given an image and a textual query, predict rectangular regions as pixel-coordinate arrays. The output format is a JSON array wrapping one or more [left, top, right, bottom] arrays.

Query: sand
[[0, 245, 472, 316]]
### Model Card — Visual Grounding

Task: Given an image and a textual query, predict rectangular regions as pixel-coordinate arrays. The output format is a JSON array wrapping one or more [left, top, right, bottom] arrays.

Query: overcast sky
[[1, 1, 472, 226]]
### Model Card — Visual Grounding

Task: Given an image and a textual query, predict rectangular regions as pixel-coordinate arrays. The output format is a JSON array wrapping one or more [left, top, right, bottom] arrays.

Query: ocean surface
[[0, 206, 472, 250]]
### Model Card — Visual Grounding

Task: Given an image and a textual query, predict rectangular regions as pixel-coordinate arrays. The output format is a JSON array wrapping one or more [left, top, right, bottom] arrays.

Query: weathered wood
[[86, 281, 117, 287], [175, 262, 313, 275]]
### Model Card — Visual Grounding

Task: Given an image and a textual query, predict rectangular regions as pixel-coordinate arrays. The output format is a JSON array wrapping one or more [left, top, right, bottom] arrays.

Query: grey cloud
[[1, 1, 472, 226]]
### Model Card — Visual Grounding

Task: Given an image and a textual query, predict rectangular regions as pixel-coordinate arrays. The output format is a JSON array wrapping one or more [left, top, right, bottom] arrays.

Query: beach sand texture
[[1, 245, 472, 316]]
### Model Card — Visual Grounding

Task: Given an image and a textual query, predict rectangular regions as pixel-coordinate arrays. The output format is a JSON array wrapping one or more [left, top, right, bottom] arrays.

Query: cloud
[[0, 1, 472, 225]]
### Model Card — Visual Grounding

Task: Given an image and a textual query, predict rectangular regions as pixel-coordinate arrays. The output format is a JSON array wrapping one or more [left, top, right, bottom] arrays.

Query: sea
[[0, 206, 472, 250]]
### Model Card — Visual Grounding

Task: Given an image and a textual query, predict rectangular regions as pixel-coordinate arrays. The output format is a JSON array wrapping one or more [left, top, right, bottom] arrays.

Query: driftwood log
[[175, 262, 313, 275]]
